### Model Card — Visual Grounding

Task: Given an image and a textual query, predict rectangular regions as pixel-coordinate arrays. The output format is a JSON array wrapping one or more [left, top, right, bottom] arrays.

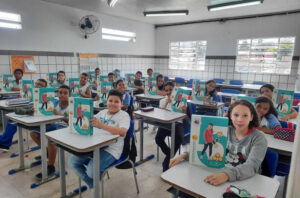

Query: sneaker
[[0, 144, 9, 151], [35, 165, 55, 179], [34, 155, 41, 161]]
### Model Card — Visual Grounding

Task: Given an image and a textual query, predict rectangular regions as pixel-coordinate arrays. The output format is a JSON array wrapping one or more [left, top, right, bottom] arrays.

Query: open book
[[272, 89, 294, 117]]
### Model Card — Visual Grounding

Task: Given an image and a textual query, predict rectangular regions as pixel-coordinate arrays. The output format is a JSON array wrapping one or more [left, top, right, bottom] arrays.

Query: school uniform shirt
[[159, 96, 184, 124], [260, 114, 281, 129], [13, 80, 20, 89], [223, 127, 267, 182], [79, 82, 91, 95], [95, 109, 130, 159], [133, 79, 144, 94], [205, 92, 219, 102], [54, 100, 69, 127], [123, 92, 130, 106]]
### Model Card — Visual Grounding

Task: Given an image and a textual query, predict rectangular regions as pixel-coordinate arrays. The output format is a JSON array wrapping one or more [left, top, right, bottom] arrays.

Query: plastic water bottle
[[24, 154, 31, 172]]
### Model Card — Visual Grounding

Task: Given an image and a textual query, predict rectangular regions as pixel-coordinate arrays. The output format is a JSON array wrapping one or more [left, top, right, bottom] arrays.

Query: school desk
[[188, 100, 225, 116], [126, 87, 138, 96], [134, 94, 165, 108], [46, 128, 119, 198], [265, 134, 294, 156], [161, 161, 280, 198]]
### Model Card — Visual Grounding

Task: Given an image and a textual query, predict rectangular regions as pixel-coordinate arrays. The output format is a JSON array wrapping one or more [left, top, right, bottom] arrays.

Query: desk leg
[[59, 147, 66, 197], [140, 118, 144, 161], [40, 123, 48, 181], [18, 126, 24, 168], [93, 148, 100, 198], [170, 122, 175, 158]]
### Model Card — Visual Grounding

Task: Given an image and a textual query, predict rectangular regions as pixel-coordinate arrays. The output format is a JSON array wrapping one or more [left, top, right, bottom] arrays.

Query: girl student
[[169, 99, 267, 186], [256, 96, 281, 134], [260, 84, 298, 121], [198, 80, 219, 115], [156, 74, 167, 96]]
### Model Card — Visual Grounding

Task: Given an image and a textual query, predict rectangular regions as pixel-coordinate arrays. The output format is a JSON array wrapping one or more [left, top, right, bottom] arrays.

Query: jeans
[[0, 120, 17, 146], [68, 150, 116, 189]]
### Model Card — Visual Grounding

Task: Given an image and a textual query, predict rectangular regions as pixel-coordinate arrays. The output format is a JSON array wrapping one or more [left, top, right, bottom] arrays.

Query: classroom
[[0, 0, 300, 198]]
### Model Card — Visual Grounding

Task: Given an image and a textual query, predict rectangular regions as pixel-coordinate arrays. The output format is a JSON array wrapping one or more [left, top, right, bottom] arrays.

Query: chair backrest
[[293, 105, 299, 112], [164, 76, 169, 82], [253, 81, 267, 85], [294, 93, 300, 99], [175, 77, 185, 84], [221, 89, 241, 94], [213, 78, 225, 84], [229, 80, 243, 85], [279, 120, 297, 130], [129, 95, 134, 107], [261, 148, 278, 178]]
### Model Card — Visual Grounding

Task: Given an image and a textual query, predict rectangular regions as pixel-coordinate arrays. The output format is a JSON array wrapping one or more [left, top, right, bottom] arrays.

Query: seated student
[[131, 71, 144, 94], [115, 80, 130, 110], [12, 68, 23, 91], [30, 84, 70, 179], [198, 80, 219, 115], [256, 96, 281, 134], [170, 100, 267, 186], [155, 81, 186, 172], [79, 73, 92, 98], [260, 83, 298, 121], [95, 68, 101, 79], [108, 72, 115, 87], [57, 70, 66, 87], [147, 68, 153, 78], [68, 89, 130, 189], [0, 79, 49, 151], [157, 74, 167, 96]]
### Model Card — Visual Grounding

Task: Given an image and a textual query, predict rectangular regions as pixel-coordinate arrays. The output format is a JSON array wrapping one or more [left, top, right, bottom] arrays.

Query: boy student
[[68, 89, 130, 189], [108, 72, 115, 87], [12, 68, 23, 91], [147, 68, 153, 78], [57, 70, 66, 87], [0, 79, 48, 151], [131, 71, 144, 94], [79, 73, 92, 98], [30, 84, 70, 179], [157, 74, 167, 96]]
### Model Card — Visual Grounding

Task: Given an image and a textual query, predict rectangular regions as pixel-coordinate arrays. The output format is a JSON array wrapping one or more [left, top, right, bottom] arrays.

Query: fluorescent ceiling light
[[144, 10, 189, 17], [0, 11, 21, 22], [0, 22, 22, 29], [107, 0, 118, 7], [102, 28, 135, 37], [102, 35, 132, 42], [208, 0, 263, 11]]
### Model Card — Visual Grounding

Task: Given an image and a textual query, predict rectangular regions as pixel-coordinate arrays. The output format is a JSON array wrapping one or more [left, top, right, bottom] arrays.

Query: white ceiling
[[42, 0, 300, 25]]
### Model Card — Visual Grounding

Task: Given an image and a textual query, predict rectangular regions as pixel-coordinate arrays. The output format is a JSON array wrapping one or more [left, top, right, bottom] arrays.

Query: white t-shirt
[[95, 109, 130, 159], [79, 82, 91, 95], [55, 100, 69, 126], [159, 96, 168, 109]]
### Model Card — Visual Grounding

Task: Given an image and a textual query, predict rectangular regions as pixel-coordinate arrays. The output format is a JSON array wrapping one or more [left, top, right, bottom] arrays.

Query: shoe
[[35, 165, 55, 179], [0, 144, 9, 151]]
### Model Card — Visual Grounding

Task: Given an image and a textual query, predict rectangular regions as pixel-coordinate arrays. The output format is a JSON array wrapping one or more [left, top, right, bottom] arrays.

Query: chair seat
[[108, 155, 128, 167]]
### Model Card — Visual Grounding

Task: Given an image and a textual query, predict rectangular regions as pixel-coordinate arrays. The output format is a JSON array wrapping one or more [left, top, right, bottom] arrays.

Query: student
[[131, 71, 144, 94], [79, 73, 92, 98], [115, 80, 130, 110], [95, 68, 101, 78], [147, 68, 153, 78], [198, 80, 219, 115], [0, 79, 48, 151], [12, 68, 23, 91], [155, 81, 186, 172], [30, 84, 70, 179], [157, 74, 167, 96], [57, 70, 66, 87], [170, 100, 267, 186], [68, 89, 130, 189], [256, 96, 281, 134], [260, 83, 298, 121]]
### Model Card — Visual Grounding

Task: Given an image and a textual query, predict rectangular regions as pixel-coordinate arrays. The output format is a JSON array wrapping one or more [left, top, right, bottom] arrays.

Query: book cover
[[189, 115, 228, 168], [88, 71, 96, 84], [99, 82, 113, 104], [21, 80, 34, 102], [153, 72, 160, 78], [231, 95, 256, 106], [69, 97, 94, 135], [0, 74, 14, 92], [125, 74, 135, 88], [192, 80, 206, 102], [100, 75, 109, 82], [272, 89, 294, 117], [167, 87, 190, 113], [69, 78, 80, 97], [48, 73, 58, 88], [145, 77, 157, 96], [113, 69, 121, 81], [33, 88, 55, 116]]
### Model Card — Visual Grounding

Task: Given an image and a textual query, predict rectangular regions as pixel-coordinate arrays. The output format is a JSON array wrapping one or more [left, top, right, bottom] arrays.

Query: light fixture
[[0, 22, 22, 29], [208, 0, 263, 11], [107, 0, 118, 7], [144, 10, 189, 17], [102, 35, 131, 42], [102, 28, 136, 37], [0, 11, 21, 22]]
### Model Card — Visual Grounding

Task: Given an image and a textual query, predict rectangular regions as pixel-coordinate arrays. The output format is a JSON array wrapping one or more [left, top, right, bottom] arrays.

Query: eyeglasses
[[229, 185, 251, 198]]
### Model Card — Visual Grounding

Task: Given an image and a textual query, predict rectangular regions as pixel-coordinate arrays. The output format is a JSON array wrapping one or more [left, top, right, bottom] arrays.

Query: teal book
[[33, 88, 55, 116], [189, 115, 228, 168], [145, 77, 157, 96], [48, 73, 58, 88], [167, 87, 190, 113], [192, 80, 206, 102], [125, 73, 135, 88], [113, 69, 121, 81], [100, 82, 113, 104], [100, 75, 109, 82], [69, 78, 80, 97], [153, 72, 160, 78], [69, 97, 94, 135], [272, 89, 294, 117], [231, 95, 256, 106], [88, 71, 96, 84], [21, 80, 34, 102], [0, 74, 14, 92]]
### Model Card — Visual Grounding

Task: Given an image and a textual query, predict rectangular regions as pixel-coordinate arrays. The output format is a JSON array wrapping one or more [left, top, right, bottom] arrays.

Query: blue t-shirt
[[260, 113, 281, 129], [123, 92, 131, 106]]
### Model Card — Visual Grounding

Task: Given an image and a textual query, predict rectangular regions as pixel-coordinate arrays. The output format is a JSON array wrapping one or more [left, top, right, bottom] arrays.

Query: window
[[236, 37, 295, 74], [102, 28, 136, 42], [169, 41, 207, 70], [0, 11, 22, 29]]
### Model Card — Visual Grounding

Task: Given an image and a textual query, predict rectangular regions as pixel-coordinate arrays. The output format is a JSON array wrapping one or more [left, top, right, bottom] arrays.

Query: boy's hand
[[204, 173, 229, 186], [54, 109, 59, 115], [167, 98, 172, 104], [90, 116, 102, 128]]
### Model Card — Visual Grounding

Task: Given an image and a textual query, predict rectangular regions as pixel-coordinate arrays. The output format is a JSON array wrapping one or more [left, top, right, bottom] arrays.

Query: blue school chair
[[294, 93, 300, 99], [219, 89, 241, 103], [213, 78, 225, 84], [261, 148, 278, 178], [174, 77, 185, 86], [164, 76, 169, 82], [229, 80, 243, 86], [279, 120, 297, 130], [252, 81, 267, 85], [186, 78, 198, 88], [293, 106, 299, 112]]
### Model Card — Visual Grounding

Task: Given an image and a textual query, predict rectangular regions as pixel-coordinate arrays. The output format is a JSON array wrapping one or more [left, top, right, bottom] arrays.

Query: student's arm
[[12, 87, 21, 91], [54, 109, 69, 123], [122, 92, 130, 110], [79, 87, 92, 98], [160, 97, 171, 110], [157, 90, 167, 96], [169, 152, 189, 168], [258, 114, 281, 134], [280, 107, 298, 121], [256, 127, 275, 134], [131, 83, 144, 91]]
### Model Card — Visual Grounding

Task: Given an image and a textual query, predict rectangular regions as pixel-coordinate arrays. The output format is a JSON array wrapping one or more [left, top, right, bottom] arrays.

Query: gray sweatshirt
[[223, 127, 267, 182]]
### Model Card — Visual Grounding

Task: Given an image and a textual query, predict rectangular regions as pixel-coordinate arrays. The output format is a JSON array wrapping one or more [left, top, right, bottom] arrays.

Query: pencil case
[[140, 107, 154, 112]]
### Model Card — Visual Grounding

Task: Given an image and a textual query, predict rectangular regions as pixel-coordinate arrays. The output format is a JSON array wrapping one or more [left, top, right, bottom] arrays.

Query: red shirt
[[204, 129, 213, 143], [76, 106, 82, 117]]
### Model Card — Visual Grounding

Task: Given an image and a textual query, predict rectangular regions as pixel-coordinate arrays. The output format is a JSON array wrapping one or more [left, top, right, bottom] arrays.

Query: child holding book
[[131, 71, 144, 94], [255, 96, 281, 134], [57, 70, 66, 87], [260, 83, 298, 121], [115, 79, 130, 111], [155, 81, 186, 172], [147, 68, 153, 78], [157, 74, 167, 96], [170, 100, 267, 186], [12, 68, 23, 91], [79, 73, 92, 98], [198, 80, 219, 115], [68, 89, 130, 189]]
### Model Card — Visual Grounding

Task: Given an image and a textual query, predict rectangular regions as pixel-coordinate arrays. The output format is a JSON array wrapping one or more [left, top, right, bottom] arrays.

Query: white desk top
[[6, 112, 64, 126], [265, 134, 294, 155], [161, 162, 280, 198], [126, 87, 138, 91], [135, 94, 165, 101], [217, 92, 246, 97], [0, 100, 32, 110], [135, 108, 186, 123], [46, 128, 119, 152], [242, 84, 262, 90]]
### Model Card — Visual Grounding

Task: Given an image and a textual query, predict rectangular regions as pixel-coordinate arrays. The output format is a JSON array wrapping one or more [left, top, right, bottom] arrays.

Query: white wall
[[0, 0, 155, 55], [155, 14, 300, 56]]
